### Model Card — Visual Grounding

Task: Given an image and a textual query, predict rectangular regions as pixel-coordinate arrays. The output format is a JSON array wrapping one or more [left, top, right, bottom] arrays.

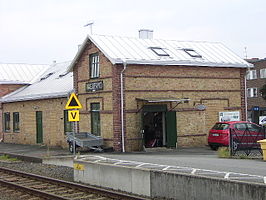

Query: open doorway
[[141, 105, 177, 148], [143, 111, 165, 148]]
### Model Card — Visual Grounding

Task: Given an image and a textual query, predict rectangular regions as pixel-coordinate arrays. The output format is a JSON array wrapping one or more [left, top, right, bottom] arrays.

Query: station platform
[[0, 142, 72, 163]]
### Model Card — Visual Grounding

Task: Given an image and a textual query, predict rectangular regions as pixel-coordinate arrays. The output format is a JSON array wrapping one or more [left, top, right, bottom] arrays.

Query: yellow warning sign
[[74, 163, 85, 171], [65, 93, 82, 109], [68, 110, 80, 121]]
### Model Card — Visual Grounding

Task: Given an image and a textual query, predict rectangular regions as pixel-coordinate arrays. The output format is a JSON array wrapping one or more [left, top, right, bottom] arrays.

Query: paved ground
[[0, 142, 266, 177]]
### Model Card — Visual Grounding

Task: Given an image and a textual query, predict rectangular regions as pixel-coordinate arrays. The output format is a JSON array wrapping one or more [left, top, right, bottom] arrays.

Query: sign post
[[65, 93, 82, 155]]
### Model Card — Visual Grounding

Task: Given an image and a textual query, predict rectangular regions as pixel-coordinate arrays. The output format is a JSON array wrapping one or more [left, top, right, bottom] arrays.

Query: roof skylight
[[183, 48, 202, 58], [40, 72, 54, 81], [150, 47, 169, 56]]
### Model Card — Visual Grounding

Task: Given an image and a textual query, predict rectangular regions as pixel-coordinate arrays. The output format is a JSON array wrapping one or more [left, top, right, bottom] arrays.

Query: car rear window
[[212, 123, 229, 130]]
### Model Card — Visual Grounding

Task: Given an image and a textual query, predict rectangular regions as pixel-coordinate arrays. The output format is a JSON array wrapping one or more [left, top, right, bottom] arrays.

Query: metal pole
[[73, 119, 78, 156]]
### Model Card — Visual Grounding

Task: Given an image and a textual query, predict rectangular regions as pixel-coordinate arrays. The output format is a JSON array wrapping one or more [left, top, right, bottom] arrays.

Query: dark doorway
[[142, 105, 177, 148], [143, 111, 164, 148]]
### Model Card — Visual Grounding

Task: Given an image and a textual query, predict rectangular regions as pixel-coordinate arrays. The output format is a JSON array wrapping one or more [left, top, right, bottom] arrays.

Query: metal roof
[[0, 63, 50, 84], [68, 34, 252, 72], [1, 61, 73, 103]]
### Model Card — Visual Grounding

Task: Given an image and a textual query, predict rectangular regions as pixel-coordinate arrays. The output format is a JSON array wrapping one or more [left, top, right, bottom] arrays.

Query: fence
[[229, 126, 266, 156]]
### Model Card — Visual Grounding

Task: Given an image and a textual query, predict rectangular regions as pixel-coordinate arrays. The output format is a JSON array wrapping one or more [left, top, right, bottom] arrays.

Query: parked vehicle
[[66, 132, 103, 153], [208, 121, 264, 150]]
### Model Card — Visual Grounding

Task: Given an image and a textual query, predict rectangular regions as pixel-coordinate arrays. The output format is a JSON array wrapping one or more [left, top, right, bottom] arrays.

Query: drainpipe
[[245, 75, 248, 121], [120, 61, 127, 152]]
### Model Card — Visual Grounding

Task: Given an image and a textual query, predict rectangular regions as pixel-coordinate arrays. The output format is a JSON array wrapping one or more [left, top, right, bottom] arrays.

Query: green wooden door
[[36, 111, 43, 144], [166, 111, 177, 147]]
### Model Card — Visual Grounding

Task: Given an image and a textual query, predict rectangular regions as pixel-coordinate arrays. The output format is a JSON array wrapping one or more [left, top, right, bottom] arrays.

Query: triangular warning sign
[[65, 93, 82, 109]]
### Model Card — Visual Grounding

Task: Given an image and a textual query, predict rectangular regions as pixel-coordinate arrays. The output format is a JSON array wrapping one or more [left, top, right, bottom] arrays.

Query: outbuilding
[[0, 63, 49, 140], [68, 30, 252, 152], [1, 62, 73, 147]]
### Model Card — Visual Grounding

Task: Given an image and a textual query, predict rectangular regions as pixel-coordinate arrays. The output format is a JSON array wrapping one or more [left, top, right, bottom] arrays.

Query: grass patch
[[217, 147, 231, 158], [0, 154, 19, 162]]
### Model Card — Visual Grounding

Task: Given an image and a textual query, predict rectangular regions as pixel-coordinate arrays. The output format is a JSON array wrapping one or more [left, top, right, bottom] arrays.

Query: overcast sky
[[0, 0, 265, 64]]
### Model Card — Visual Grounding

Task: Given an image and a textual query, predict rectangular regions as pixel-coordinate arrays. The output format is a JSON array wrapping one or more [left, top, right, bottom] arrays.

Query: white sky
[[0, 0, 265, 64]]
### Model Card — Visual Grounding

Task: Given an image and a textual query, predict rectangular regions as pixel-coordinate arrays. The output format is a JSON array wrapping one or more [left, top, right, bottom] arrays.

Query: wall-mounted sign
[[86, 81, 103, 92], [259, 116, 266, 125], [252, 106, 260, 111], [219, 111, 240, 122]]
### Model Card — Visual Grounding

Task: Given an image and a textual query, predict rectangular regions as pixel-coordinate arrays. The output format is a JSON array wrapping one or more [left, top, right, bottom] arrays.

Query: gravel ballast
[[0, 160, 74, 200]]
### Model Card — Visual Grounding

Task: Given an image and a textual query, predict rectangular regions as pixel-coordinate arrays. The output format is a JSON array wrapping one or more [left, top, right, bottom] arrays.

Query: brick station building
[[67, 30, 252, 152]]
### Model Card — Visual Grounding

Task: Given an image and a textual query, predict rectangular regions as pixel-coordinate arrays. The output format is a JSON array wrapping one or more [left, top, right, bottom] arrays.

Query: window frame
[[13, 112, 20, 132], [90, 103, 101, 136], [3, 112, 10, 132], [150, 47, 169, 56], [246, 70, 257, 80], [247, 87, 258, 97], [89, 53, 100, 79], [183, 48, 202, 58], [260, 68, 266, 78]]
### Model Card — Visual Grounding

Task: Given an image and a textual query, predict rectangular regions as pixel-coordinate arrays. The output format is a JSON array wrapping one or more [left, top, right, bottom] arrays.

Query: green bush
[[0, 154, 19, 161], [218, 147, 231, 158]]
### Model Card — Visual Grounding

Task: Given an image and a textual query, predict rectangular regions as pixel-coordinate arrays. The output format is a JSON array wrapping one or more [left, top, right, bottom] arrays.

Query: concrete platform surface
[[0, 142, 265, 178]]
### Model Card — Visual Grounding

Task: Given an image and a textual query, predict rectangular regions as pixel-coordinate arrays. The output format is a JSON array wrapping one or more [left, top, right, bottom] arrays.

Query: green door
[[166, 111, 177, 147], [36, 111, 43, 144]]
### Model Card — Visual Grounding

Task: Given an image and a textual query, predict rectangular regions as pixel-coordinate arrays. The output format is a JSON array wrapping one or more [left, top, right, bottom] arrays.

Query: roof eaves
[[1, 91, 71, 103], [115, 59, 253, 68]]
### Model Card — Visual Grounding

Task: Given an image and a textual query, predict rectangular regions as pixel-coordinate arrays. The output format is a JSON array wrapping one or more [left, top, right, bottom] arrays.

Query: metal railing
[[229, 127, 266, 156]]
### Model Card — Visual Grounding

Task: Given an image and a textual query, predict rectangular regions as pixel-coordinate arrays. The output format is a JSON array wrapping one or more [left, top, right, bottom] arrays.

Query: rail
[[0, 167, 149, 200]]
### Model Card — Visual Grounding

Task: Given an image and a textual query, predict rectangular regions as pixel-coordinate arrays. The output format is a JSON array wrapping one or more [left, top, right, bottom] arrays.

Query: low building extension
[[1, 62, 73, 147], [0, 63, 49, 140]]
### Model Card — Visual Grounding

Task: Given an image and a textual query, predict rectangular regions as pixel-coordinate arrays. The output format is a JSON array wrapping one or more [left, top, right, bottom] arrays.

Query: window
[[13, 112, 20, 132], [64, 110, 73, 134], [183, 48, 202, 58], [3, 112, 10, 132], [150, 47, 169, 56], [89, 53, 100, 78], [212, 123, 229, 130], [246, 70, 257, 80], [247, 88, 258, 97], [260, 69, 266, 78], [91, 103, 101, 136]]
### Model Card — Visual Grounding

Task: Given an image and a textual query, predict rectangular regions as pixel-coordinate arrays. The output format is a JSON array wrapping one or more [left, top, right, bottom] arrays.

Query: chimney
[[139, 29, 153, 39]]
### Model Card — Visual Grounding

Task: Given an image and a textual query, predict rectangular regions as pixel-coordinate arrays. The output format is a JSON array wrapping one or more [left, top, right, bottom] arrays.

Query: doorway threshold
[[143, 147, 175, 152]]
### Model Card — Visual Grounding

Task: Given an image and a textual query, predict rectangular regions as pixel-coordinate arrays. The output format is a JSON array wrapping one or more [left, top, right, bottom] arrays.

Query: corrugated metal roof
[[1, 61, 73, 103], [68, 34, 252, 72], [0, 63, 50, 84]]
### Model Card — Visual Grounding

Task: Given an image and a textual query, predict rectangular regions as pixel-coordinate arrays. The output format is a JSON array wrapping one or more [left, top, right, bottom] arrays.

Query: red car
[[208, 121, 264, 150]]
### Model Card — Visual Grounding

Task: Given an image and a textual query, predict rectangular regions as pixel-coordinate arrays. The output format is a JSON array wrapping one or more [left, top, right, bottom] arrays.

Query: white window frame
[[247, 88, 258, 97], [260, 68, 266, 78], [246, 70, 257, 80], [89, 53, 100, 78]]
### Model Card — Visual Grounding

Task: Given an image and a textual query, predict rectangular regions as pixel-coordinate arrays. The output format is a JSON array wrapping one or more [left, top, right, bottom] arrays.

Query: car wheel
[[69, 142, 74, 153], [232, 141, 238, 151], [210, 145, 218, 151]]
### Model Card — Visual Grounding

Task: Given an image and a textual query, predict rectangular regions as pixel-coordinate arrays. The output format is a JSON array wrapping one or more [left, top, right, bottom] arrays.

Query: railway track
[[0, 167, 149, 200]]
